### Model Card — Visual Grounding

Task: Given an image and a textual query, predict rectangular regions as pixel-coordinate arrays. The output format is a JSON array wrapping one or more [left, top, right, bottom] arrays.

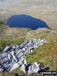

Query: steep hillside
[[27, 40, 57, 71], [11, 37, 57, 74], [0, 24, 30, 40], [26, 28, 57, 40], [0, 26, 57, 74]]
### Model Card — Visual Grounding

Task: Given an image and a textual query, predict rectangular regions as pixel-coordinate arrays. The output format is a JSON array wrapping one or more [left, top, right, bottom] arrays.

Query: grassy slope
[[13, 41, 57, 73], [26, 28, 57, 40], [0, 23, 57, 74], [0, 37, 25, 52], [26, 29, 57, 71], [12, 35, 57, 73], [12, 28, 57, 73], [27, 41, 57, 71], [0, 24, 30, 40]]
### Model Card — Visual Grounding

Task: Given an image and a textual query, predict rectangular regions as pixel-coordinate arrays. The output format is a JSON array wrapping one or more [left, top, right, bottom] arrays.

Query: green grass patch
[[0, 37, 25, 52], [12, 67, 25, 74]]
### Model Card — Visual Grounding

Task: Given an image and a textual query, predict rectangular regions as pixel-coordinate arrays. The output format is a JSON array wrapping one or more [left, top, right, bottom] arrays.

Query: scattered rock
[[29, 62, 41, 73], [0, 39, 48, 72]]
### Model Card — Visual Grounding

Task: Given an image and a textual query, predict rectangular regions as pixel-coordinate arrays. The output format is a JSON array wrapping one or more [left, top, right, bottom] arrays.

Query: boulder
[[10, 63, 19, 72], [20, 59, 29, 73], [0, 68, 3, 72], [0, 53, 7, 59], [32, 62, 41, 73], [11, 51, 18, 62], [28, 65, 32, 74], [24, 59, 28, 66], [28, 62, 41, 74], [39, 39, 47, 45], [22, 48, 26, 52], [20, 64, 26, 73], [4, 46, 12, 52]]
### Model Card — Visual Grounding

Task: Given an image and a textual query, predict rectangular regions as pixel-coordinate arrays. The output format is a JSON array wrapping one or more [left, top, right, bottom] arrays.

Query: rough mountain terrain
[[0, 0, 57, 30], [0, 0, 57, 75], [0, 24, 30, 40]]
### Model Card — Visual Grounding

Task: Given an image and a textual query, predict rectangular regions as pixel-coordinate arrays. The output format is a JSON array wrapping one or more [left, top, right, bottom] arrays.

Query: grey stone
[[28, 62, 41, 74], [24, 59, 28, 66], [3, 46, 12, 52], [10, 63, 19, 72], [20, 64, 26, 73], [0, 53, 7, 59], [0, 68, 3, 72]]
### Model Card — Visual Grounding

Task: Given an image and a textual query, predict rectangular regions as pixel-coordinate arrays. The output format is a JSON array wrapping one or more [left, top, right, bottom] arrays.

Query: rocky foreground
[[0, 39, 48, 74]]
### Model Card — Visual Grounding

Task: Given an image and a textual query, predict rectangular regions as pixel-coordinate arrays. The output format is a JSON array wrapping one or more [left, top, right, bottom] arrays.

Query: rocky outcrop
[[0, 39, 48, 73], [20, 59, 41, 74]]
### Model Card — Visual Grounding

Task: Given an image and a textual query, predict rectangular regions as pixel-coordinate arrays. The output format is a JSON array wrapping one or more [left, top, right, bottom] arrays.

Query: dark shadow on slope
[[7, 14, 51, 30]]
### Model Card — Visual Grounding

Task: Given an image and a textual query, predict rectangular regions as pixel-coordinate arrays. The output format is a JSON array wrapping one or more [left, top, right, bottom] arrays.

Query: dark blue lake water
[[7, 14, 50, 30]]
